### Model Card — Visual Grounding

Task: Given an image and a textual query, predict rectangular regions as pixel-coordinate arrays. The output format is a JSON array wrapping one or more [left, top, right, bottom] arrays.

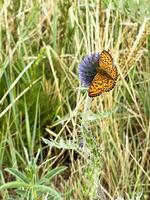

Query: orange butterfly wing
[[99, 50, 118, 80], [88, 71, 116, 97]]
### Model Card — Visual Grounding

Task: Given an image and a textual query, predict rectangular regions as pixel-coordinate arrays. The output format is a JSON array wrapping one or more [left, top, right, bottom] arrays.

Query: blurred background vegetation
[[0, 0, 150, 199]]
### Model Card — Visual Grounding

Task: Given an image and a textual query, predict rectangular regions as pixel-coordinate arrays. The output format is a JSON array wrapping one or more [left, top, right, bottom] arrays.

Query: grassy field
[[0, 0, 150, 199]]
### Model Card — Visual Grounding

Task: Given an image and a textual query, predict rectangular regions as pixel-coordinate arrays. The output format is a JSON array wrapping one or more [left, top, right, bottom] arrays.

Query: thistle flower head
[[79, 53, 100, 86]]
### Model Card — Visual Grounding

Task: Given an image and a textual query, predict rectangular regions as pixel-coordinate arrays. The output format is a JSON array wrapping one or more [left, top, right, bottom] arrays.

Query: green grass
[[0, 0, 150, 199]]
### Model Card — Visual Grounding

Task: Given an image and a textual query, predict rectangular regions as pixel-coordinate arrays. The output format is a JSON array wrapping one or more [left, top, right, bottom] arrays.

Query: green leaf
[[5, 168, 29, 183], [0, 181, 29, 190], [34, 184, 62, 200], [39, 166, 67, 185]]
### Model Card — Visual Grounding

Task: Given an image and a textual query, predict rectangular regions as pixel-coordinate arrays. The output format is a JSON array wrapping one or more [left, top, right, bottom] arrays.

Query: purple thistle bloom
[[79, 52, 100, 86]]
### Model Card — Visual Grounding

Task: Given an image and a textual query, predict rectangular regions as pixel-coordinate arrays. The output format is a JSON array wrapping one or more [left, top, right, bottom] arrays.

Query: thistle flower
[[79, 52, 100, 87]]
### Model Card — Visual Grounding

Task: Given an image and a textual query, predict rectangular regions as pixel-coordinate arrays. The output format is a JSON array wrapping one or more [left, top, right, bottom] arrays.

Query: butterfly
[[88, 50, 118, 97]]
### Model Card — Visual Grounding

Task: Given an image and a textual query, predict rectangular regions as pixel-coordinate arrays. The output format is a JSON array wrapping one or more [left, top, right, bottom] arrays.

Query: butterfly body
[[88, 50, 118, 97]]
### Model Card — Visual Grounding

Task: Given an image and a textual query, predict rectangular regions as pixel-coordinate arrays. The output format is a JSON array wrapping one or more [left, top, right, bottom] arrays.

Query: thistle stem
[[82, 95, 92, 130]]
